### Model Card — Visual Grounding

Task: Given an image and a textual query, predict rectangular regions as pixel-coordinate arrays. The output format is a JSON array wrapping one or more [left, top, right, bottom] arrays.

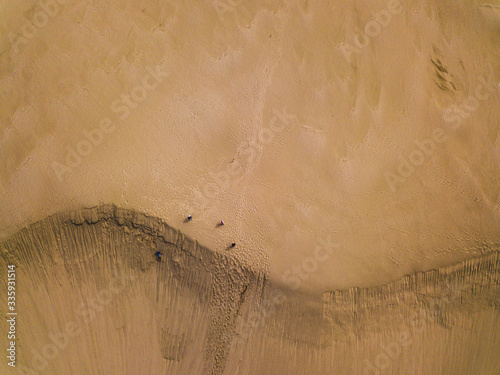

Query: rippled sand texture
[[1, 0, 499, 295], [0, 206, 498, 374]]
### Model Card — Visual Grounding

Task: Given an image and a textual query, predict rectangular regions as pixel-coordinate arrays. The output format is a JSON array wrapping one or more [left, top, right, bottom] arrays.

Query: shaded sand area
[[0, 206, 499, 374], [0, 0, 500, 296]]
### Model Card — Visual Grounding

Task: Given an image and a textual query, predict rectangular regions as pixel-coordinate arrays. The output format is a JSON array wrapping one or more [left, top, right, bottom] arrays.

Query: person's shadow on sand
[[225, 243, 236, 251]]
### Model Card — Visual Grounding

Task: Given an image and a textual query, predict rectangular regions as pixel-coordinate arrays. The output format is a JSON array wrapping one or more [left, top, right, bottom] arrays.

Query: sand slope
[[0, 0, 499, 294], [0, 206, 498, 374]]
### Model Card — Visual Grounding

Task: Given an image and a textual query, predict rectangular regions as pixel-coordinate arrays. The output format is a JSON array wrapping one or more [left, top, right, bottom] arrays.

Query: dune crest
[[0, 205, 498, 374]]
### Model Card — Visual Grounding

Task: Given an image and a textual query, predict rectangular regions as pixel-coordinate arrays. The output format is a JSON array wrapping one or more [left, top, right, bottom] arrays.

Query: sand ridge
[[0, 205, 498, 374], [0, 0, 499, 294]]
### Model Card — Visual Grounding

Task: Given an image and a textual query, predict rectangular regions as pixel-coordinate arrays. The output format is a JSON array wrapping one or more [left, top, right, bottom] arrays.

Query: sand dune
[[1, 0, 499, 293], [0, 206, 498, 374], [1, 0, 500, 373]]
